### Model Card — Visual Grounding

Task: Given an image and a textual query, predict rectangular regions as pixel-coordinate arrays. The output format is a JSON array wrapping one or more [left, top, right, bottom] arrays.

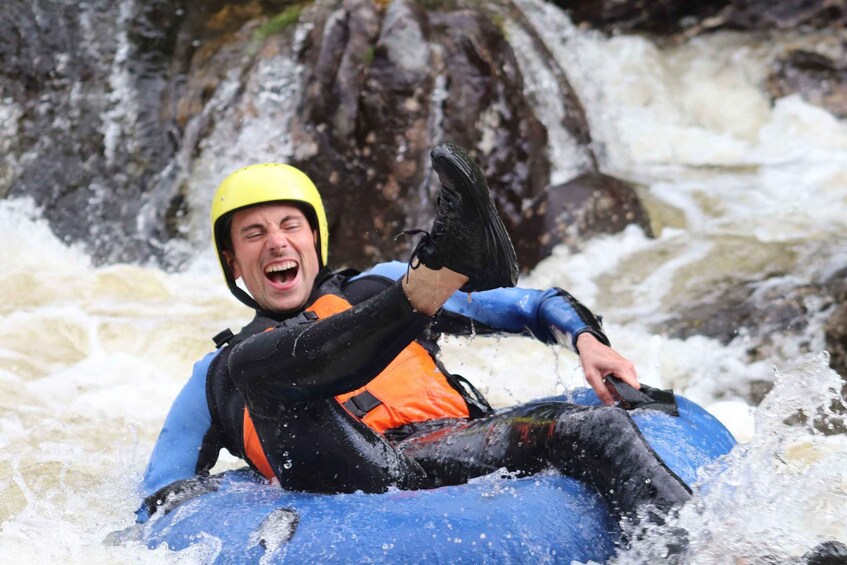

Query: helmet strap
[[231, 284, 262, 311]]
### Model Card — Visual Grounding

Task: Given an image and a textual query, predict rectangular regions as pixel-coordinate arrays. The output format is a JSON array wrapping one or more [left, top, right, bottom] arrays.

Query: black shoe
[[399, 142, 518, 292]]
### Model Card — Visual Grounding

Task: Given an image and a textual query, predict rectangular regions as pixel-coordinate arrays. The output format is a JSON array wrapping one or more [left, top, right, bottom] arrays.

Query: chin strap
[[228, 281, 262, 310]]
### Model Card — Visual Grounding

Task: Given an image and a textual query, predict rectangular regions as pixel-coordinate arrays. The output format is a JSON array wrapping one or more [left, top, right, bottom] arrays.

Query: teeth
[[265, 261, 297, 274]]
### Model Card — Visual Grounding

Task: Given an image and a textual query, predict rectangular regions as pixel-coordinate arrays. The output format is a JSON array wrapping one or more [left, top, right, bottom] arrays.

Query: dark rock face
[[289, 0, 453, 266], [0, 0, 187, 261], [179, 0, 627, 272], [553, 0, 847, 35], [558, 0, 726, 35], [433, 8, 551, 239], [712, 0, 847, 31], [286, 0, 646, 271], [3, 0, 644, 271], [824, 279, 847, 379], [768, 49, 847, 119], [515, 172, 653, 266], [0, 0, 304, 263], [287, 0, 558, 270], [660, 279, 813, 348], [659, 267, 847, 393]]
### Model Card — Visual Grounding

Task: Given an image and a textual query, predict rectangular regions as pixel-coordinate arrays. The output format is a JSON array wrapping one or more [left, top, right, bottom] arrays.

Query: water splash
[[613, 354, 847, 564], [503, 12, 594, 185]]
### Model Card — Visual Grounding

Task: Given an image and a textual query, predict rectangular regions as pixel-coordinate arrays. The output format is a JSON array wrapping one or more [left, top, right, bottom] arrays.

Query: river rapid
[[1, 2, 846, 563]]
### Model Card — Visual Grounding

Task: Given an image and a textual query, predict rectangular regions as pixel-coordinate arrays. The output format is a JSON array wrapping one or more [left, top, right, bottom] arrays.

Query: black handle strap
[[604, 375, 679, 417]]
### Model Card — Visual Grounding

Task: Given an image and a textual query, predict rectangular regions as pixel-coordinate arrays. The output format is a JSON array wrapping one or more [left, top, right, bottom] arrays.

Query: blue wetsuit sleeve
[[353, 261, 609, 351], [136, 350, 218, 522], [349, 260, 408, 282], [442, 287, 609, 351]]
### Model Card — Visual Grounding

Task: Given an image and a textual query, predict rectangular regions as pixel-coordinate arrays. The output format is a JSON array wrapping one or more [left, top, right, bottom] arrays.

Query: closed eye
[[240, 225, 266, 240], [280, 217, 304, 232]]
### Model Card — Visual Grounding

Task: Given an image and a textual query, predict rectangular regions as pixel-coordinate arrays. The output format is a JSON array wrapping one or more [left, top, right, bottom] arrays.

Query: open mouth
[[265, 260, 299, 285]]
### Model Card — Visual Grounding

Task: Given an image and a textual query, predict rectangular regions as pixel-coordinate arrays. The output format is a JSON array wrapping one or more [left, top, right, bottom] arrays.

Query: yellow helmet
[[210, 163, 328, 307]]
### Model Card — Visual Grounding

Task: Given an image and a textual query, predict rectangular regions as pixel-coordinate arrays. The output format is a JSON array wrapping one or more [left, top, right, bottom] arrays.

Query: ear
[[223, 250, 241, 280]]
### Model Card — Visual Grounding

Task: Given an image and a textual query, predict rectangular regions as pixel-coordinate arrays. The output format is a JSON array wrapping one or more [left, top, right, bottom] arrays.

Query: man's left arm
[[441, 284, 639, 405], [355, 262, 605, 345], [354, 262, 638, 403]]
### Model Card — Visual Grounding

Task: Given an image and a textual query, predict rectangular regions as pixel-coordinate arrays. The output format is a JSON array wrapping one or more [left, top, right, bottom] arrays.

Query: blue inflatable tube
[[138, 390, 735, 563]]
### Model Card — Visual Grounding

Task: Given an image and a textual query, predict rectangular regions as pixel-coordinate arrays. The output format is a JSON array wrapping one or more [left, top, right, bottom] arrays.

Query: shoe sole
[[430, 142, 518, 291]]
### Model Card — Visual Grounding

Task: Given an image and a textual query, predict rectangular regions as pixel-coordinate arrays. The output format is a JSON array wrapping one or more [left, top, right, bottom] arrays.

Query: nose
[[266, 226, 289, 251]]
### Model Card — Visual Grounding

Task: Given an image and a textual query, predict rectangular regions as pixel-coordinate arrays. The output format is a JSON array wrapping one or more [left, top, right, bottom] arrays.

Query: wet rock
[[299, 0, 382, 140], [285, 1, 578, 270], [659, 277, 829, 363], [823, 276, 847, 379], [660, 266, 847, 386], [0, 0, 187, 262], [661, 281, 806, 347], [747, 379, 775, 405], [514, 172, 653, 268], [803, 540, 847, 565], [767, 49, 847, 119], [710, 0, 847, 32], [0, 0, 640, 271], [551, 0, 847, 36], [285, 0, 392, 266], [0, 0, 312, 264], [554, 0, 724, 35]]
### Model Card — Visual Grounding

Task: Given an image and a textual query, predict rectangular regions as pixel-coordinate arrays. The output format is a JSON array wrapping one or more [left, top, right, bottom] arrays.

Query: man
[[138, 142, 690, 532]]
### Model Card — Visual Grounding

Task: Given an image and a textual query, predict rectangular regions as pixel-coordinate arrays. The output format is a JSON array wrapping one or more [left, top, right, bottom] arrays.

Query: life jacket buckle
[[212, 328, 235, 348], [342, 390, 383, 419]]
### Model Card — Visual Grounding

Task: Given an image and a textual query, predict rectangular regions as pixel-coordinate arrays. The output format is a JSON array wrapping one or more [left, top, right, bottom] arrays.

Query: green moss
[[417, 0, 497, 10], [252, 3, 306, 43], [489, 12, 506, 34]]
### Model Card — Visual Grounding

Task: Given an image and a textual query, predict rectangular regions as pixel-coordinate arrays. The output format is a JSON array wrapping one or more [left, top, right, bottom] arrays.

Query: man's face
[[224, 203, 321, 313]]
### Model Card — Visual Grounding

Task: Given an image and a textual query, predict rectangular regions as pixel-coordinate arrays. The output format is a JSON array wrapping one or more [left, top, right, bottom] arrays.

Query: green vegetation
[[489, 12, 506, 34], [417, 0, 502, 10], [252, 3, 308, 43]]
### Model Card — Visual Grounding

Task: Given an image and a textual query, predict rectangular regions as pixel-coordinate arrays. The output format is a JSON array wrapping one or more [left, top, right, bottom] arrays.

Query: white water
[[2, 5, 847, 563]]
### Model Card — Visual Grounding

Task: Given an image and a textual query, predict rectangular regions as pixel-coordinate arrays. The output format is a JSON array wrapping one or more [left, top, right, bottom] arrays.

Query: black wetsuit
[[140, 265, 690, 524]]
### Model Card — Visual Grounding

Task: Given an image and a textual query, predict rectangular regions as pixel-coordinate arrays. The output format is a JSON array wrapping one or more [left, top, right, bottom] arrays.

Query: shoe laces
[[394, 228, 432, 284]]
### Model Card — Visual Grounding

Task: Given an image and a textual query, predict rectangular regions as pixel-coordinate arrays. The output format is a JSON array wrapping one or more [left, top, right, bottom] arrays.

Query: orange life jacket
[[243, 293, 470, 479]]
